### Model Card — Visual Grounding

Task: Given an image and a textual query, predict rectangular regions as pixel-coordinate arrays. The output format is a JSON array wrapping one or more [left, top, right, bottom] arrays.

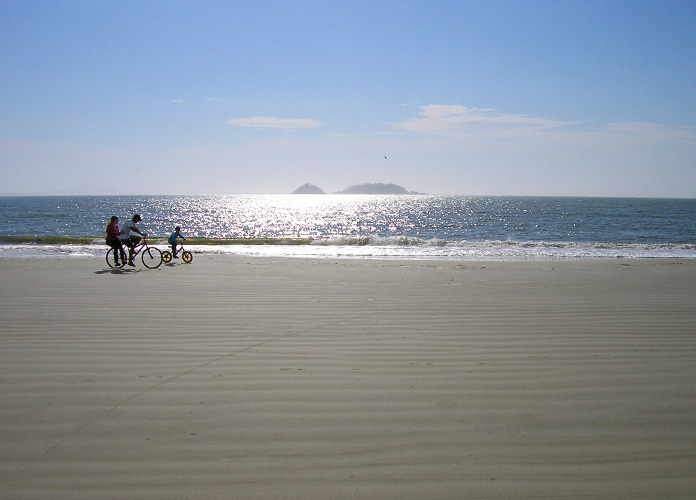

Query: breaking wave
[[1, 235, 694, 260]]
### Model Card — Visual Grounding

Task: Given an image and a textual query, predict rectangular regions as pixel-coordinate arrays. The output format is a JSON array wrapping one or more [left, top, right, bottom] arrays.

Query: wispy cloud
[[602, 122, 695, 141], [394, 105, 570, 137], [172, 97, 226, 105], [205, 97, 226, 106], [227, 116, 323, 130], [393, 105, 696, 146]]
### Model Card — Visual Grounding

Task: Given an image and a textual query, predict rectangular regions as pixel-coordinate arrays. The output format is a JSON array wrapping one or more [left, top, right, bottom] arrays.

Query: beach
[[1, 255, 695, 499]]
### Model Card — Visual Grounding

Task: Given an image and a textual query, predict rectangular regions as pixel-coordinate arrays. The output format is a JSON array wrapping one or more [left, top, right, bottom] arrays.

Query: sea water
[[0, 195, 694, 260]]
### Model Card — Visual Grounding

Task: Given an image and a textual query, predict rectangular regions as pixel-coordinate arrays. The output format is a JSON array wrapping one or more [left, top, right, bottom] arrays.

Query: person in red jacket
[[105, 216, 126, 266]]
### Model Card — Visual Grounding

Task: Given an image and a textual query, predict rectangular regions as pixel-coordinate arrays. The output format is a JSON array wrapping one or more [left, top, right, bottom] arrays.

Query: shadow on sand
[[94, 267, 143, 275]]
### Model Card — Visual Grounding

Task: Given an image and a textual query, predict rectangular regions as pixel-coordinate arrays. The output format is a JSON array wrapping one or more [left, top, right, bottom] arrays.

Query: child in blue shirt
[[168, 226, 186, 258]]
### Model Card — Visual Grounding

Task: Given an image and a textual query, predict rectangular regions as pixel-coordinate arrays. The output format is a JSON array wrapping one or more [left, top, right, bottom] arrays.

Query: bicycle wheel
[[106, 248, 126, 268], [182, 251, 193, 263], [141, 247, 163, 269], [161, 251, 172, 263]]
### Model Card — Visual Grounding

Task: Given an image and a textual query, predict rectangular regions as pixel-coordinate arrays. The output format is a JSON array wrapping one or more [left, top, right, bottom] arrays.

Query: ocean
[[0, 195, 694, 260]]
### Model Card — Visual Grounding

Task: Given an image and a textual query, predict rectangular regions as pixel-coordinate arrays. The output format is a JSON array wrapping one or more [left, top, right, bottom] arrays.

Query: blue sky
[[1, 0, 695, 197]]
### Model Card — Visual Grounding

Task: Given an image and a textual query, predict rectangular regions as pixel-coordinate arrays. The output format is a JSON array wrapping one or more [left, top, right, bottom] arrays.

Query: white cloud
[[393, 105, 570, 138], [602, 122, 696, 141], [393, 105, 696, 147], [227, 116, 323, 130]]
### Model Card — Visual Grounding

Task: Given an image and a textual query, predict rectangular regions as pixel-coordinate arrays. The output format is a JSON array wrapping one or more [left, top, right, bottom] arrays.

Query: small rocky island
[[293, 183, 424, 194], [292, 183, 326, 194], [336, 183, 421, 194]]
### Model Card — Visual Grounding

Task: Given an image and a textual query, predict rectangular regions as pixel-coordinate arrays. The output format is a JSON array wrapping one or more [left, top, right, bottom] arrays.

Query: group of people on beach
[[105, 214, 185, 267]]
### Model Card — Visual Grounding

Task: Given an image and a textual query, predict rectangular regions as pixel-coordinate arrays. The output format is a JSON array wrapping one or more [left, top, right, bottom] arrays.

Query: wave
[[0, 236, 313, 246], [1, 234, 694, 250], [312, 235, 447, 246], [313, 235, 696, 251], [0, 236, 105, 245], [1, 234, 694, 259]]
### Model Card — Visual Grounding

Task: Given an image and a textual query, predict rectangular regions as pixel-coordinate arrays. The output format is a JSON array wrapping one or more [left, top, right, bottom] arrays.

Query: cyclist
[[120, 214, 147, 267], [105, 216, 126, 266], [168, 226, 186, 258]]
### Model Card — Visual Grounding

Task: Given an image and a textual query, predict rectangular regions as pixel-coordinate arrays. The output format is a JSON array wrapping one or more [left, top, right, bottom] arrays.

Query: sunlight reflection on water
[[153, 194, 435, 240], [1, 195, 695, 259]]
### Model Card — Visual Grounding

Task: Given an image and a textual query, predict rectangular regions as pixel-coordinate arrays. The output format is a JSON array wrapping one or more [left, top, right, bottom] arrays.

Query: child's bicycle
[[162, 242, 193, 264], [106, 237, 163, 269]]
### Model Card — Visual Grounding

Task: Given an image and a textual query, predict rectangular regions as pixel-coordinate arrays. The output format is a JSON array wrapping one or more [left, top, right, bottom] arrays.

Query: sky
[[1, 0, 695, 197]]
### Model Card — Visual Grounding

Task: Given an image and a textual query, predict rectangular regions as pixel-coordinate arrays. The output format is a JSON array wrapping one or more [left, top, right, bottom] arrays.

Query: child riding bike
[[168, 226, 186, 258]]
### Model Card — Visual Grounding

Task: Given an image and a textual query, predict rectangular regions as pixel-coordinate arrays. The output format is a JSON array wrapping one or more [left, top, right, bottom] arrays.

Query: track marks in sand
[[2, 257, 696, 499]]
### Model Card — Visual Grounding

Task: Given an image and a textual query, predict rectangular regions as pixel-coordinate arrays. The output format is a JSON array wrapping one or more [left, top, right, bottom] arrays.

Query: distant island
[[292, 183, 326, 194], [292, 183, 425, 195], [336, 183, 425, 195]]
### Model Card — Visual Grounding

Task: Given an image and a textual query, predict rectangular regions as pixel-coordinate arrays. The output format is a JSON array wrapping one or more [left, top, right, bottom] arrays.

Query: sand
[[1, 255, 695, 499]]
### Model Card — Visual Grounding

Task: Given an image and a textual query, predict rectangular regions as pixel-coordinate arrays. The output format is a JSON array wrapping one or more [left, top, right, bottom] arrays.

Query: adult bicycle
[[162, 242, 193, 264], [106, 237, 163, 269]]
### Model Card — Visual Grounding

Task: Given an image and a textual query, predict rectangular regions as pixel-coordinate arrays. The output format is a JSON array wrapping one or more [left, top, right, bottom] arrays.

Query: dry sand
[[1, 255, 695, 499]]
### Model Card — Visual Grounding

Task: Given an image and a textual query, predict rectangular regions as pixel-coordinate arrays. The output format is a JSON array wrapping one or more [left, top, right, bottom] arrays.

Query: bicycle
[[106, 237, 163, 269], [162, 241, 193, 264]]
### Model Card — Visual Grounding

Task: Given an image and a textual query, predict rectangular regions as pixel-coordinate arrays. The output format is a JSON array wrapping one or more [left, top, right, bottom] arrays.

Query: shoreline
[[1, 243, 695, 260], [2, 256, 695, 499]]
